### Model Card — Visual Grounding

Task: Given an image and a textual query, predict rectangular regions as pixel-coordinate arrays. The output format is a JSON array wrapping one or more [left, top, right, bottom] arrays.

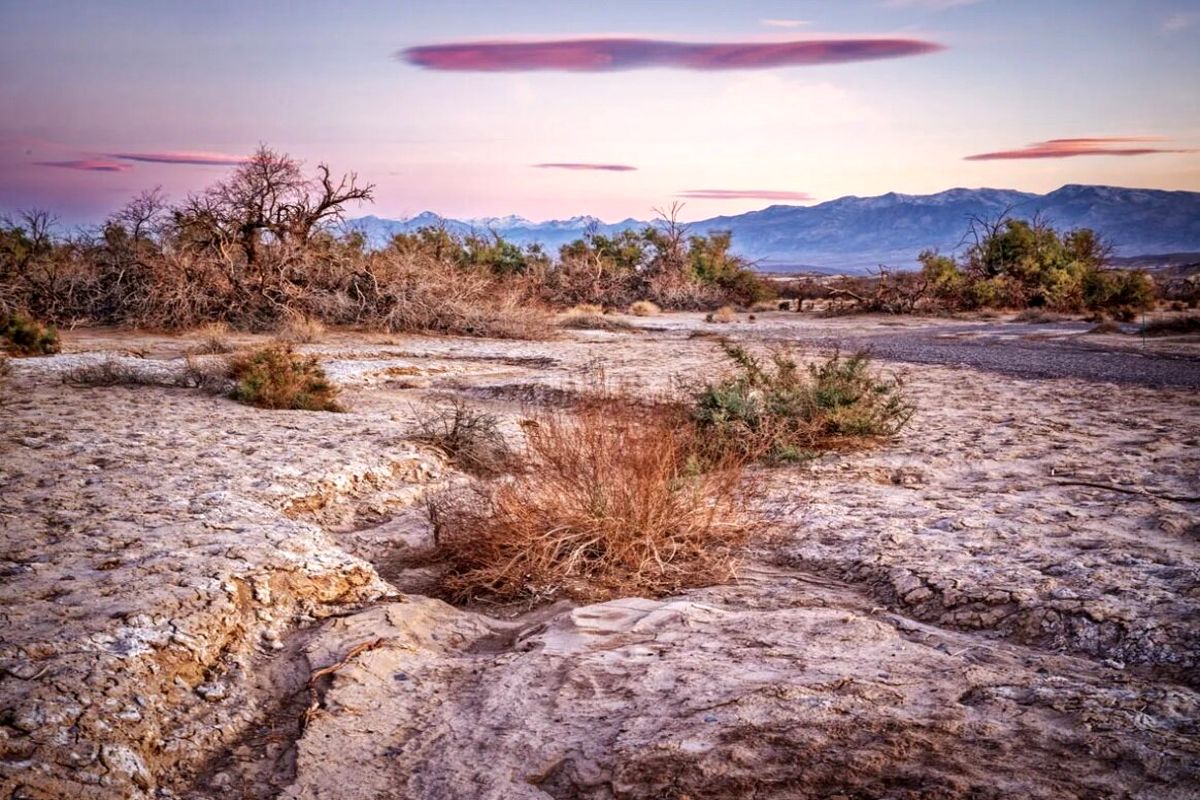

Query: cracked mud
[[1, 313, 1197, 799]]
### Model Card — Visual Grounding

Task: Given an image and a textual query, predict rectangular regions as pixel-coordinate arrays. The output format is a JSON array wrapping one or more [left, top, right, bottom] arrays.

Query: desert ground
[[2, 312, 1198, 799]]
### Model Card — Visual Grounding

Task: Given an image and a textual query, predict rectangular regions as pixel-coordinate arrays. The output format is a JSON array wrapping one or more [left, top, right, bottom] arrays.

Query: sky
[[2, 0, 1199, 225]]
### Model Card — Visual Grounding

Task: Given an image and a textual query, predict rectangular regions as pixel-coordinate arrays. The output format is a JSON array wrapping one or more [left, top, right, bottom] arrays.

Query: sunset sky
[[2, 0, 1199, 225]]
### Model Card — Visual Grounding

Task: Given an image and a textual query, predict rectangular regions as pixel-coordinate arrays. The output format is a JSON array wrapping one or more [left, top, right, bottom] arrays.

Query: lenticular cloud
[[534, 163, 637, 172], [107, 151, 250, 166], [401, 37, 943, 72], [35, 159, 132, 172], [965, 137, 1194, 160]]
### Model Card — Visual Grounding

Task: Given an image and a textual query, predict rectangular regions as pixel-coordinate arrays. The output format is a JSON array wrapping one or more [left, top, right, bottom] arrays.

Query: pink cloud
[[400, 37, 943, 72], [677, 189, 815, 201], [965, 137, 1195, 160], [108, 151, 249, 166], [533, 162, 637, 171], [35, 159, 133, 172]]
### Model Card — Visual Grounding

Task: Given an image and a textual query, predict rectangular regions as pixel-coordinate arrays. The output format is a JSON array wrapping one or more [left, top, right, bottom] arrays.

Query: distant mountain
[[347, 185, 1200, 273]]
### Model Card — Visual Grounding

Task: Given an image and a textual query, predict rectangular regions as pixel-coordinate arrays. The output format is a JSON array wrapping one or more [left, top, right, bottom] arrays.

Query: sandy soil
[[1, 314, 1197, 799]]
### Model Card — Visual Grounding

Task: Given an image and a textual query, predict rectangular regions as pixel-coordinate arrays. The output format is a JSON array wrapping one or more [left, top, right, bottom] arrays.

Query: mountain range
[[347, 184, 1200, 274]]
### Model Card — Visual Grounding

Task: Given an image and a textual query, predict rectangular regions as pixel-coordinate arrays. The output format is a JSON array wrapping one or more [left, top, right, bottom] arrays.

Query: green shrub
[[692, 342, 914, 462], [914, 218, 1157, 316], [1, 312, 59, 355], [228, 345, 342, 411]]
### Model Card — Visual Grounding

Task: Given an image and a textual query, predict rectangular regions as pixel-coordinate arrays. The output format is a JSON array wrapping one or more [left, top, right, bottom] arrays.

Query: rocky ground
[[1, 312, 1197, 799]]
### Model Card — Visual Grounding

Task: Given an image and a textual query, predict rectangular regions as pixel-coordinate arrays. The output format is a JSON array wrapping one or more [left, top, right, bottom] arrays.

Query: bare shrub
[[559, 308, 636, 331], [278, 313, 326, 344], [191, 322, 234, 354], [1087, 320, 1124, 335], [177, 354, 235, 392], [429, 402, 751, 603], [628, 300, 661, 316], [691, 342, 914, 463], [228, 345, 342, 411], [414, 400, 514, 477], [706, 305, 736, 324], [1013, 308, 1068, 324], [353, 249, 552, 340]]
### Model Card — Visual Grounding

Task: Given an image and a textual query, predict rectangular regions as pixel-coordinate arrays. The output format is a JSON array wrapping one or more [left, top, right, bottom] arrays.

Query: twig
[[301, 637, 387, 728], [1053, 479, 1200, 504]]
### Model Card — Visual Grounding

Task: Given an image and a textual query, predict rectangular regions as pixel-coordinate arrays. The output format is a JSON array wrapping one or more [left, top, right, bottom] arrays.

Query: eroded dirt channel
[[2, 314, 1197, 799]]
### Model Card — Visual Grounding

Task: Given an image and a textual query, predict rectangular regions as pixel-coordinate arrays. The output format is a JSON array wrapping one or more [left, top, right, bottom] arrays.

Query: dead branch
[[301, 637, 387, 728]]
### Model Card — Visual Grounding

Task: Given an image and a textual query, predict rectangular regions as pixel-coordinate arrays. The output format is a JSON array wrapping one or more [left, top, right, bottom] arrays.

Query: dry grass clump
[[628, 300, 661, 316], [1087, 320, 1124, 335], [1, 312, 59, 356], [414, 400, 515, 477], [429, 402, 751, 603], [1012, 308, 1068, 324], [278, 313, 327, 344], [1141, 314, 1200, 337], [691, 342, 914, 463], [228, 345, 342, 411], [559, 305, 636, 331], [189, 322, 234, 354], [705, 305, 736, 324]]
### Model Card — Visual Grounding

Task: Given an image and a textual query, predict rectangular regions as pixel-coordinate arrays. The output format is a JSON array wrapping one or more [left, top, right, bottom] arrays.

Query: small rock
[[195, 682, 228, 701]]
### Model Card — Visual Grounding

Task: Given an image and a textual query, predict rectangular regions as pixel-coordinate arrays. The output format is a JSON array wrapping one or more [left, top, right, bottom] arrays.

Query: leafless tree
[[178, 145, 374, 266], [109, 187, 170, 243]]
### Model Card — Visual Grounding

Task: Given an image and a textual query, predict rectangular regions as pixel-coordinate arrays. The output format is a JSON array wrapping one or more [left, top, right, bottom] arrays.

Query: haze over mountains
[[349, 185, 1200, 273]]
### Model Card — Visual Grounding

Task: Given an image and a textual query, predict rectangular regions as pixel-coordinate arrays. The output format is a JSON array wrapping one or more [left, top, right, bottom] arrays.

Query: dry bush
[[1012, 308, 1068, 324], [628, 300, 661, 316], [414, 400, 515, 477], [429, 402, 751, 603], [178, 354, 235, 392], [691, 342, 914, 463], [1141, 314, 1200, 337], [228, 345, 342, 411], [559, 306, 636, 331], [278, 313, 326, 344], [346, 250, 552, 340], [191, 322, 234, 354], [1087, 320, 1124, 335], [559, 309, 638, 331], [705, 305, 736, 324], [1, 312, 59, 356]]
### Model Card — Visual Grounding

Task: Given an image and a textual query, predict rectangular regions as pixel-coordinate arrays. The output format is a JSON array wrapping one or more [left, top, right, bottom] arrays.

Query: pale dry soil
[[1, 313, 1197, 800]]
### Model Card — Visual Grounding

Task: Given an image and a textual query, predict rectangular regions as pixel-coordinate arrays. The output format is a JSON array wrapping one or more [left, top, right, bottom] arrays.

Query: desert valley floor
[[1, 313, 1198, 799]]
